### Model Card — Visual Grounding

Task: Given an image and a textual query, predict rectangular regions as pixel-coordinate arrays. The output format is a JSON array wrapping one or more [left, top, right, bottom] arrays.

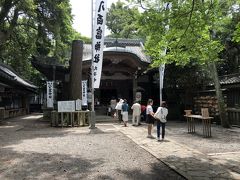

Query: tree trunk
[[209, 62, 230, 128], [69, 40, 83, 100]]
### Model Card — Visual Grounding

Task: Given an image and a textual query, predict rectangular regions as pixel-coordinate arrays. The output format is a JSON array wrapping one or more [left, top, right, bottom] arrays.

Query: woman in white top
[[146, 99, 155, 138]]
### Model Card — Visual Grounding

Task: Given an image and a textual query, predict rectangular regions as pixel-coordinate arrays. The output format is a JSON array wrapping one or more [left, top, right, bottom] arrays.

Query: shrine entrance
[[83, 39, 150, 106], [32, 38, 151, 115], [99, 89, 117, 105]]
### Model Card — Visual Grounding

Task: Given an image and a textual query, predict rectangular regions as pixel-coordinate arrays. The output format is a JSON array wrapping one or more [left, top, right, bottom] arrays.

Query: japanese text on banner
[[92, 0, 107, 88], [47, 81, 54, 108], [82, 80, 88, 106]]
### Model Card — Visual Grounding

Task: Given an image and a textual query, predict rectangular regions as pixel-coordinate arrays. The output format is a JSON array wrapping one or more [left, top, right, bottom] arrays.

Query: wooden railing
[[51, 111, 91, 127], [0, 108, 26, 119], [227, 108, 240, 126]]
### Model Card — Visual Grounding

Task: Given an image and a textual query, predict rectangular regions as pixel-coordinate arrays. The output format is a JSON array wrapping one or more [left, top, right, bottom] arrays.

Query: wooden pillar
[[133, 72, 137, 102], [69, 40, 83, 100], [22, 95, 28, 115]]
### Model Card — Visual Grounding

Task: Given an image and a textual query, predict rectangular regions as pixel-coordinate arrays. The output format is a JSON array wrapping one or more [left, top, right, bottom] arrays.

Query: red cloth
[[141, 105, 146, 112]]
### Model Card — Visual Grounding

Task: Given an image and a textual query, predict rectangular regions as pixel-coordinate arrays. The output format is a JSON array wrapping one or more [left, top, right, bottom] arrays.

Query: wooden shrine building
[[0, 63, 37, 119], [32, 38, 151, 114]]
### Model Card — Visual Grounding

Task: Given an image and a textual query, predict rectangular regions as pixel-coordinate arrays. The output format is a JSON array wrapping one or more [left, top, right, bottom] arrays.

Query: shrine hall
[[32, 38, 153, 114]]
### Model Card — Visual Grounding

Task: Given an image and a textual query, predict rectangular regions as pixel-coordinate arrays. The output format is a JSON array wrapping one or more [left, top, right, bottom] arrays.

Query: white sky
[[70, 0, 123, 38]]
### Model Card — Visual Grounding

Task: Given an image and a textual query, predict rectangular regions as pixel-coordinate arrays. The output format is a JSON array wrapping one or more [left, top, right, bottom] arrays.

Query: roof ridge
[[0, 62, 37, 89], [220, 73, 240, 78]]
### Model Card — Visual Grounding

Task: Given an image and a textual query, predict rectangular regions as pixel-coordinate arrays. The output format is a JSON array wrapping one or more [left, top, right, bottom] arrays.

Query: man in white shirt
[[131, 101, 141, 126], [115, 99, 123, 123]]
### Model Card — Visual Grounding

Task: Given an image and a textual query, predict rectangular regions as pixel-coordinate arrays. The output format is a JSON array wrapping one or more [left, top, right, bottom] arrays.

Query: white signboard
[[47, 81, 54, 108], [57, 101, 75, 112], [136, 92, 142, 102], [76, 99, 82, 111], [92, 0, 107, 88], [82, 80, 88, 106]]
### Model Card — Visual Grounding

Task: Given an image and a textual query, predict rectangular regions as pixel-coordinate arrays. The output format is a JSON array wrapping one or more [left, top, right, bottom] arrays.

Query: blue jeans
[[157, 121, 166, 139]]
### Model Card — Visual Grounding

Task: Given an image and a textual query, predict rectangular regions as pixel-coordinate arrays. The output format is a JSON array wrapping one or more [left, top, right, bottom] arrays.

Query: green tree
[[129, 0, 239, 127], [0, 0, 89, 84], [106, 0, 141, 38]]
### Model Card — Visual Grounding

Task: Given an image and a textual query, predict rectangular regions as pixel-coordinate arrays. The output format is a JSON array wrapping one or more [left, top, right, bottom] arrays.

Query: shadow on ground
[[161, 155, 240, 179], [117, 162, 185, 180], [0, 150, 104, 179]]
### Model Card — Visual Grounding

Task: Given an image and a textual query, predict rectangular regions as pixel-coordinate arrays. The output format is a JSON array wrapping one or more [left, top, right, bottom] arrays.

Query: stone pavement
[[0, 114, 184, 180], [1, 114, 239, 179], [112, 123, 240, 180]]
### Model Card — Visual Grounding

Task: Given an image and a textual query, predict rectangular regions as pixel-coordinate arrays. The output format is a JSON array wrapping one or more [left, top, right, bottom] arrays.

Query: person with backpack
[[122, 99, 129, 127], [154, 102, 168, 141]]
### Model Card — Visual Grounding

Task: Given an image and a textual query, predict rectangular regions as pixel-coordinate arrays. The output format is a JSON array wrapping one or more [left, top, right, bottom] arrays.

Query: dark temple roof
[[220, 73, 240, 85], [0, 63, 37, 91], [104, 38, 145, 47]]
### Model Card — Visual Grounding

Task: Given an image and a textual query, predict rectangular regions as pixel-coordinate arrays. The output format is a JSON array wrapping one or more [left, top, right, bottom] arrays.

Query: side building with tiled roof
[[0, 63, 37, 119], [192, 73, 240, 126]]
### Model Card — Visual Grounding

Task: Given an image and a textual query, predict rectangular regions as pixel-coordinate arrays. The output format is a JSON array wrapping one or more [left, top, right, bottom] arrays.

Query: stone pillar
[[69, 40, 83, 100]]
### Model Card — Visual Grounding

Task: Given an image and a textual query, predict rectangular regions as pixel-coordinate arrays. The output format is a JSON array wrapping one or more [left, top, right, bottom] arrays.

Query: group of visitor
[[146, 99, 168, 141], [114, 98, 129, 127], [110, 98, 168, 141]]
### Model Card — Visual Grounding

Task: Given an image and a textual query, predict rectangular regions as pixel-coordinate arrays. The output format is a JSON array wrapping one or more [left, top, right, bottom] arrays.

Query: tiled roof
[[83, 39, 151, 63], [104, 38, 144, 47], [0, 63, 37, 90], [219, 73, 240, 85]]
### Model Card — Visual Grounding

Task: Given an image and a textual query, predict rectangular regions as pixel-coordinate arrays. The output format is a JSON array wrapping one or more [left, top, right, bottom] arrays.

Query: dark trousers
[[117, 110, 122, 122], [157, 121, 166, 139]]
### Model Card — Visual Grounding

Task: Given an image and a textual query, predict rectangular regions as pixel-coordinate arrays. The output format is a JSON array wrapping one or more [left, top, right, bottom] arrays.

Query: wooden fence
[[227, 108, 240, 127], [51, 111, 91, 127], [0, 107, 26, 119]]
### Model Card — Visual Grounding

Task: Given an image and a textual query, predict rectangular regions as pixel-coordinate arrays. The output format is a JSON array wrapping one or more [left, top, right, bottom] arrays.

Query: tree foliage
[[131, 0, 238, 67], [0, 0, 89, 84], [128, 0, 240, 127], [106, 0, 141, 38]]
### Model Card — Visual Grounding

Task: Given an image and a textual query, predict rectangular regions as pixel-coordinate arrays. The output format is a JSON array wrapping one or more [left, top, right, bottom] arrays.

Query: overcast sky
[[70, 0, 123, 37]]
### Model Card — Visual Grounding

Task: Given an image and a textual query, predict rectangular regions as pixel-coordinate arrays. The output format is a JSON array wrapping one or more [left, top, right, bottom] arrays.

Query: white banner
[[82, 80, 88, 106], [159, 64, 165, 105], [159, 64, 165, 88], [47, 81, 54, 108], [92, 0, 107, 88]]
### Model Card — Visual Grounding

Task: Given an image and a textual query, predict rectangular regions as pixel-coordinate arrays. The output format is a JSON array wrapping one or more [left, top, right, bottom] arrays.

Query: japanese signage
[[82, 80, 88, 106], [47, 81, 54, 108], [92, 0, 107, 88], [136, 92, 142, 102], [75, 99, 82, 111], [57, 101, 75, 112]]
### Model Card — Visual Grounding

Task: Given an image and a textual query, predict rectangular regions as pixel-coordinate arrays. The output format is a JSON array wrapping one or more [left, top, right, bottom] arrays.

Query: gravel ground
[[164, 121, 240, 154], [0, 115, 184, 180]]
